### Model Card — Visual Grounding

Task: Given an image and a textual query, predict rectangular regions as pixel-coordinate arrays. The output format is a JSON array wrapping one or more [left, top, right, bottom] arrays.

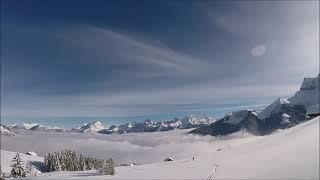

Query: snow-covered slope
[[11, 116, 319, 180], [0, 150, 44, 176], [71, 121, 105, 133], [0, 125, 16, 136]]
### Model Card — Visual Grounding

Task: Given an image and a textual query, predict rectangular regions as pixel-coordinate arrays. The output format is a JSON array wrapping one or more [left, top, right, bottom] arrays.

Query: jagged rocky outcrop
[[260, 100, 306, 134], [70, 121, 105, 133], [190, 74, 318, 136], [190, 110, 264, 136]]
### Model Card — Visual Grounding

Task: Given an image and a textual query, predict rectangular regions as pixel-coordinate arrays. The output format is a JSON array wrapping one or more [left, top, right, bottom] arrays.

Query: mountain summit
[[190, 74, 319, 136], [71, 121, 105, 133]]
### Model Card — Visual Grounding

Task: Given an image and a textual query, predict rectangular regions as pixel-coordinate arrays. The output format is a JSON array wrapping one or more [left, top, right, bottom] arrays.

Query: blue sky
[[1, 1, 319, 126]]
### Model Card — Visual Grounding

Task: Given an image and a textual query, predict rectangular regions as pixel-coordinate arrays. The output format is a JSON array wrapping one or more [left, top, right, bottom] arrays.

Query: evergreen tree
[[10, 153, 26, 178], [99, 158, 115, 175], [53, 152, 61, 171], [59, 150, 66, 171], [106, 158, 115, 175], [65, 149, 72, 171], [44, 153, 50, 172], [79, 154, 86, 171], [25, 161, 32, 175], [43, 149, 115, 175], [71, 150, 78, 171], [0, 165, 4, 180], [85, 157, 94, 170], [46, 153, 53, 172]]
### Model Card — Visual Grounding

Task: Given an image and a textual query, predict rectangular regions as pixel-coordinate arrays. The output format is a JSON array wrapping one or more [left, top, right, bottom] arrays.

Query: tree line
[[5, 150, 115, 179], [44, 149, 115, 175]]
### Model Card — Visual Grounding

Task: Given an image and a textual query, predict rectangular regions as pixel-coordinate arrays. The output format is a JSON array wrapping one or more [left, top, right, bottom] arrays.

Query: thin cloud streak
[[59, 25, 211, 75]]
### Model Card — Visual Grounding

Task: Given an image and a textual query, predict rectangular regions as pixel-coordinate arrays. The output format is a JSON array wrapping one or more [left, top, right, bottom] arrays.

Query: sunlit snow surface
[[1, 117, 319, 179]]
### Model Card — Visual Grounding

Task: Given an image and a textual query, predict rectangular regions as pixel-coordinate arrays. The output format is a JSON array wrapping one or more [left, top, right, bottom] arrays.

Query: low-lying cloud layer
[[1, 130, 252, 164]]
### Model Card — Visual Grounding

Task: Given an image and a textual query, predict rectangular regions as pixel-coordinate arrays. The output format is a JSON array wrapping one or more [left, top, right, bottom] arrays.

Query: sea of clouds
[[1, 129, 252, 164]]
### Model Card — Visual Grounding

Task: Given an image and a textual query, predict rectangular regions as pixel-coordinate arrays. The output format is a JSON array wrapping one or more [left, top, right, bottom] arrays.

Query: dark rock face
[[190, 111, 263, 136], [29, 125, 40, 131], [261, 104, 306, 135], [238, 112, 265, 135], [190, 120, 240, 136], [190, 104, 307, 136]]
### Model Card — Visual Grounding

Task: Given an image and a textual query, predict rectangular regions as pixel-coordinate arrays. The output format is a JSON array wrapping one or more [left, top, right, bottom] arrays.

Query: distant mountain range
[[2, 74, 319, 137], [6, 123, 64, 133], [190, 74, 319, 136], [2, 115, 215, 135], [97, 116, 215, 134]]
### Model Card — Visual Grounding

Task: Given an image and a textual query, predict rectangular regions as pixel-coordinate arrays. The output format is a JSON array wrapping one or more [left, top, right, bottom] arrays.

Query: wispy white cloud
[[1, 80, 299, 119], [59, 25, 210, 76]]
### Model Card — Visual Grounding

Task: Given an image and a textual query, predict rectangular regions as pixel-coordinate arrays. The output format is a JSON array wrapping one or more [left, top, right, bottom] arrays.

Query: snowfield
[[0, 150, 43, 176], [1, 116, 319, 179]]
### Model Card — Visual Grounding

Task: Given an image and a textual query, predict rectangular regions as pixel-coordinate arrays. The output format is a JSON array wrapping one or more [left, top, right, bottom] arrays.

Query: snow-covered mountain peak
[[224, 110, 250, 125], [72, 121, 105, 133], [12, 123, 39, 130], [127, 123, 134, 128], [257, 98, 289, 120], [144, 119, 154, 127], [180, 115, 214, 126], [93, 120, 102, 126]]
